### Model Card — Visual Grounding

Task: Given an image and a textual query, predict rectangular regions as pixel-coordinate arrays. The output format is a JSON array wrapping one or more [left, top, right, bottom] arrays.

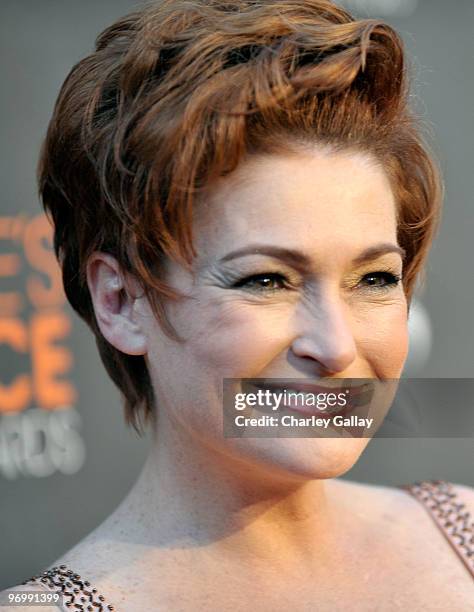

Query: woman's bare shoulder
[[327, 477, 417, 513], [38, 534, 137, 609], [332, 476, 474, 511], [332, 478, 474, 599], [330, 477, 474, 547], [2, 528, 124, 612], [450, 481, 474, 513], [4, 546, 121, 612]]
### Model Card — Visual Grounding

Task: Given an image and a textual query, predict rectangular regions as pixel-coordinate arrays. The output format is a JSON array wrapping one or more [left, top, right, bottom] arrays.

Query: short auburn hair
[[38, 0, 443, 435]]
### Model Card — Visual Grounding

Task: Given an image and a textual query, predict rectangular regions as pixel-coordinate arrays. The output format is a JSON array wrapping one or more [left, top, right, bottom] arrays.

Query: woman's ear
[[86, 252, 148, 356]]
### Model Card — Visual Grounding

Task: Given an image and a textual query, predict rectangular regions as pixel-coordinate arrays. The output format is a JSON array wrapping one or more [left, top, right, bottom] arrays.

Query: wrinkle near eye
[[197, 265, 232, 287]]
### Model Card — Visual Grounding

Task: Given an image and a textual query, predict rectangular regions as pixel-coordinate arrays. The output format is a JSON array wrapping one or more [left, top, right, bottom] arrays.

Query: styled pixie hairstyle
[[38, 0, 442, 434]]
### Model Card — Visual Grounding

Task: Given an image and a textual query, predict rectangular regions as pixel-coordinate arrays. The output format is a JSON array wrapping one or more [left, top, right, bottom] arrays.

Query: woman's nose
[[290, 289, 357, 374]]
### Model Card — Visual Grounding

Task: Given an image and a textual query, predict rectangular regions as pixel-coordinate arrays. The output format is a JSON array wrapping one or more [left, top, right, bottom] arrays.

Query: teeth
[[258, 387, 356, 413], [259, 388, 318, 398], [260, 387, 339, 397], [257, 388, 346, 407]]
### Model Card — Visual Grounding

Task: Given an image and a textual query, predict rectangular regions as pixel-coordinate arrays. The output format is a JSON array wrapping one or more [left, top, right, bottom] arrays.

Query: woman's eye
[[232, 273, 289, 292], [231, 271, 401, 294], [359, 271, 402, 291]]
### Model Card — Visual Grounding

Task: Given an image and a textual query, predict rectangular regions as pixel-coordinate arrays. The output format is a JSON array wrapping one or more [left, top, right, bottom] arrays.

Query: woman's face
[[138, 146, 409, 480]]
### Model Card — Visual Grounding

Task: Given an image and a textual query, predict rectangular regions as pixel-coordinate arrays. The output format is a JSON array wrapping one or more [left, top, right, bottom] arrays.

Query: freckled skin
[[136, 147, 409, 481]]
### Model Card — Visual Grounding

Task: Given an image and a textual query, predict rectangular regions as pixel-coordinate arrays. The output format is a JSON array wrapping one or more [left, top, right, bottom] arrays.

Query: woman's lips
[[245, 380, 374, 417]]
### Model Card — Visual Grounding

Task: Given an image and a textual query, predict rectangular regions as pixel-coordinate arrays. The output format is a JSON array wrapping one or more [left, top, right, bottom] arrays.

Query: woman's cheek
[[190, 299, 294, 377], [357, 300, 409, 377]]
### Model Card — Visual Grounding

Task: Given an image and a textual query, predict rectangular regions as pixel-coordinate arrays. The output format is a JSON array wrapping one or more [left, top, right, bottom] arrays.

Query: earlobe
[[86, 252, 148, 356]]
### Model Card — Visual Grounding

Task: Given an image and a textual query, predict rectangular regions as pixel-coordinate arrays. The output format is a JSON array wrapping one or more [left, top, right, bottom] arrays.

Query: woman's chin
[[227, 436, 370, 483]]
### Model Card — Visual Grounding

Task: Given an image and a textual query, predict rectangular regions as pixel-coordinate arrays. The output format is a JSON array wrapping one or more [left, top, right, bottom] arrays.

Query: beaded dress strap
[[21, 564, 116, 611], [400, 480, 474, 580]]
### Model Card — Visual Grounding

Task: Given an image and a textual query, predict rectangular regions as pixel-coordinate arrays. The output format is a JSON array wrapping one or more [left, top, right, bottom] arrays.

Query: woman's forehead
[[192, 149, 398, 259]]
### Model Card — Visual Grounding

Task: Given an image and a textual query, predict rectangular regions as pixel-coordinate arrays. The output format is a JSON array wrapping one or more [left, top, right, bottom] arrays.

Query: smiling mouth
[[244, 379, 375, 417]]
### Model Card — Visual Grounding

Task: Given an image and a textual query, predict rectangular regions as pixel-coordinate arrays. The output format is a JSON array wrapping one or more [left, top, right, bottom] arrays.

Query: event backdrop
[[1, 0, 473, 589]]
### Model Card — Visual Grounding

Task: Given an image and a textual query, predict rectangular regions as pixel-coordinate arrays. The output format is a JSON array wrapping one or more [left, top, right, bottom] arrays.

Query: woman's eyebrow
[[218, 243, 406, 269]]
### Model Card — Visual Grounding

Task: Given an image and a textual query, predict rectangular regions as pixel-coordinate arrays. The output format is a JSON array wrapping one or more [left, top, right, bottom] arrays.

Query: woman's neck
[[102, 415, 353, 573]]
